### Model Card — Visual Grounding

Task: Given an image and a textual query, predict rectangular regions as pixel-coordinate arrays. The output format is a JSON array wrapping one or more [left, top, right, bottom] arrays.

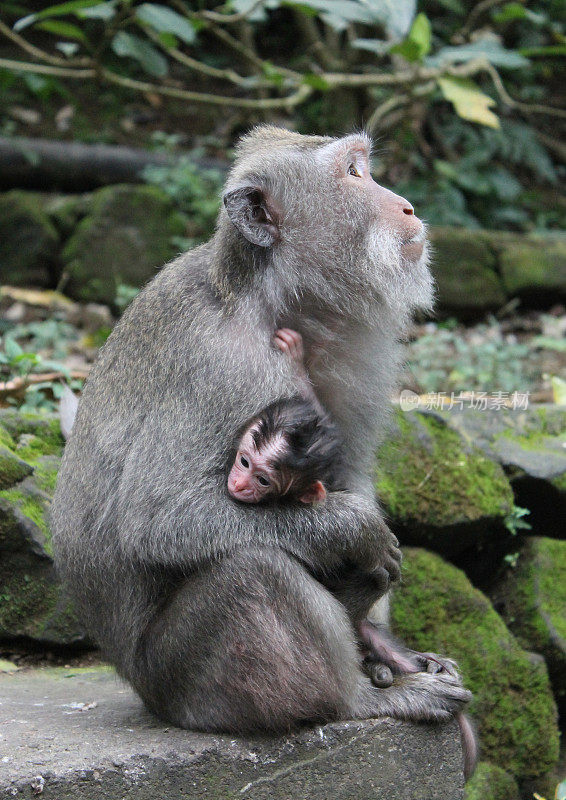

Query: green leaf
[[76, 2, 116, 19], [427, 37, 529, 69], [135, 3, 196, 45], [111, 31, 168, 78], [158, 32, 178, 49], [14, 0, 106, 31], [434, 0, 464, 12], [390, 13, 431, 62], [36, 19, 87, 41], [520, 45, 566, 57], [4, 337, 24, 360], [302, 72, 330, 90], [438, 76, 500, 129], [262, 61, 285, 87], [492, 2, 527, 23]]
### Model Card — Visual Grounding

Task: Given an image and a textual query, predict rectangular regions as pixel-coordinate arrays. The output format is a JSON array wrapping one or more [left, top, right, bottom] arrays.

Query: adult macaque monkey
[[52, 128, 471, 741]]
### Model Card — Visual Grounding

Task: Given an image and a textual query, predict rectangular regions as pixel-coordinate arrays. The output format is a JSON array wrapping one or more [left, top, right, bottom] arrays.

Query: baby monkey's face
[[228, 426, 291, 504]]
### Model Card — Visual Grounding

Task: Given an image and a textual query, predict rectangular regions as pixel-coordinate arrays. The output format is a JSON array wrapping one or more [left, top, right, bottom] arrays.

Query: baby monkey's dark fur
[[252, 396, 344, 497]]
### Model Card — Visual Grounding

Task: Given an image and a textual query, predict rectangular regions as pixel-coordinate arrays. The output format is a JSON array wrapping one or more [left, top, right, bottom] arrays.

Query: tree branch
[[0, 18, 89, 68], [200, 0, 266, 24], [484, 62, 566, 118], [142, 26, 272, 88], [0, 57, 95, 79], [100, 68, 313, 110]]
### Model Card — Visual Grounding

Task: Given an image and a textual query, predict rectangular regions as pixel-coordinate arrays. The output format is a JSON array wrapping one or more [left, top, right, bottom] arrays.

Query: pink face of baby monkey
[[227, 426, 326, 505]]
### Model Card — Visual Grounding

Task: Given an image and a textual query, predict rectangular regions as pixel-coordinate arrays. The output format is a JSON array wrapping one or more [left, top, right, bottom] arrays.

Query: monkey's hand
[[273, 328, 304, 366], [357, 514, 402, 590]]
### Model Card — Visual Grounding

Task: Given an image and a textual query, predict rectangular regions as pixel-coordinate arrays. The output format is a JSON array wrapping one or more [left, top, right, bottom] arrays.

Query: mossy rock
[[62, 184, 185, 304], [375, 409, 514, 558], [492, 537, 566, 713], [0, 411, 86, 645], [0, 190, 58, 287], [392, 548, 560, 781], [43, 192, 93, 238], [500, 233, 566, 302], [429, 228, 506, 317], [439, 405, 566, 538], [0, 445, 33, 490], [464, 762, 519, 800]]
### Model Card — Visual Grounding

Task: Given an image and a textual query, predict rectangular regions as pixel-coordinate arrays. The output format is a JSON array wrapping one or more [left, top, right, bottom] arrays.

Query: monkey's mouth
[[401, 230, 426, 261]]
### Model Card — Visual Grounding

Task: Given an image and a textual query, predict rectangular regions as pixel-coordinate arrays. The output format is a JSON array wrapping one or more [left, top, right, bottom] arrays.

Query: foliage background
[[0, 0, 564, 231]]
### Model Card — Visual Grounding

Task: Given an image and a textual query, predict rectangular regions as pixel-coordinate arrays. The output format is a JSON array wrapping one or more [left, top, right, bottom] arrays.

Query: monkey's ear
[[298, 481, 327, 504], [223, 186, 279, 248]]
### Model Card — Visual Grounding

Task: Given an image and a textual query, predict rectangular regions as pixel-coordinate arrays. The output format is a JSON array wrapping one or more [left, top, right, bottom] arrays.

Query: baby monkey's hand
[[273, 328, 304, 366]]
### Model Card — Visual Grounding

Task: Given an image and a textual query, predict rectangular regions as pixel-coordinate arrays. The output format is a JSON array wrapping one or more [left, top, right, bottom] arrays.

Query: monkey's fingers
[[274, 328, 304, 362], [418, 653, 460, 679]]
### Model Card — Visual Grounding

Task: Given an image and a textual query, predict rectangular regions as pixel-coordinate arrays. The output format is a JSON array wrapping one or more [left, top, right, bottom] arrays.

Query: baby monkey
[[228, 329, 343, 505]]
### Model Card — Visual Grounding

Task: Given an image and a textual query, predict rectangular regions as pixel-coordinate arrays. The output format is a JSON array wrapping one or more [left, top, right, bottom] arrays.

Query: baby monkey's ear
[[298, 481, 327, 504]]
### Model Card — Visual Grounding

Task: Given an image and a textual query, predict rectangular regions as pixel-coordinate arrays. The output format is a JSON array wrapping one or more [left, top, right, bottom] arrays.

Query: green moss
[[0, 560, 83, 643], [0, 485, 52, 555], [0, 567, 58, 638], [0, 425, 15, 450], [392, 548, 560, 780], [62, 184, 186, 304], [495, 426, 565, 453], [32, 457, 59, 494], [0, 445, 33, 489], [0, 411, 63, 454], [464, 762, 519, 800], [375, 410, 513, 526], [0, 190, 58, 287], [498, 538, 566, 669], [500, 237, 566, 296], [429, 228, 506, 313]]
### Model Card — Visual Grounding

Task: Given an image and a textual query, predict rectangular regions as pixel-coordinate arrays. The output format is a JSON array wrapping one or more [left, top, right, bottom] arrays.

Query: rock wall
[[0, 405, 564, 797], [1, 188, 565, 315]]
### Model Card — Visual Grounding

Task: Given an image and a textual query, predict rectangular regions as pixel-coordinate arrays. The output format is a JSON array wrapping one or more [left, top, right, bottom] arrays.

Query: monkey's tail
[[458, 713, 478, 780], [60, 385, 79, 440]]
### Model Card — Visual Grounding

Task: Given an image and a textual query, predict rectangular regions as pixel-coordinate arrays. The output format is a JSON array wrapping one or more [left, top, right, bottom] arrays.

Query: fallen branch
[[0, 370, 89, 401]]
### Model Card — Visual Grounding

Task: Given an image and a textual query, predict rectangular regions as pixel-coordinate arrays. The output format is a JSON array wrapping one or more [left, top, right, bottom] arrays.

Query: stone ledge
[[0, 667, 465, 799]]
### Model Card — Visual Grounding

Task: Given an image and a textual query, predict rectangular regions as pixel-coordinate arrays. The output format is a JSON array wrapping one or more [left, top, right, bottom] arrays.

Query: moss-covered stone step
[[61, 184, 186, 305], [392, 547, 560, 783], [375, 409, 514, 560], [438, 404, 566, 538], [0, 410, 86, 645], [492, 537, 566, 714], [464, 762, 519, 800], [0, 190, 58, 287]]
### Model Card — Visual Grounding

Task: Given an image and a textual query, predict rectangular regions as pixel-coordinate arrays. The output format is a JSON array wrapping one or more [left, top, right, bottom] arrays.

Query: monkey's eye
[[240, 456, 249, 468], [257, 475, 270, 487], [348, 164, 361, 178]]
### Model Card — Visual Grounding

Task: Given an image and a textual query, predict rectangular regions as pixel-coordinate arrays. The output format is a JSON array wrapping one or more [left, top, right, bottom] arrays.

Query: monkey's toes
[[368, 663, 394, 688], [418, 653, 460, 679]]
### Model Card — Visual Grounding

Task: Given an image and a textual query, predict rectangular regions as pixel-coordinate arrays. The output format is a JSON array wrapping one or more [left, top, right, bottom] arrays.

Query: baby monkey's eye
[[348, 163, 361, 177], [257, 476, 270, 487], [240, 456, 249, 468]]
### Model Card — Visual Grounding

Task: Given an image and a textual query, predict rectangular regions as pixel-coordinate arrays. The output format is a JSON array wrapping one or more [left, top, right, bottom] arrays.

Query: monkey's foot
[[362, 658, 394, 688], [412, 652, 460, 679]]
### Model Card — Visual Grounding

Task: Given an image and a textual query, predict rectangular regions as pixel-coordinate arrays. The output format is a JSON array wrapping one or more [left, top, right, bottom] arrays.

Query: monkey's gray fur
[[52, 126, 471, 735]]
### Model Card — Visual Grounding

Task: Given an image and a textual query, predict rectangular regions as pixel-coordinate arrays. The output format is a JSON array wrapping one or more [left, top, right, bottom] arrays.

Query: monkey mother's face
[[222, 127, 433, 318], [317, 135, 434, 316]]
